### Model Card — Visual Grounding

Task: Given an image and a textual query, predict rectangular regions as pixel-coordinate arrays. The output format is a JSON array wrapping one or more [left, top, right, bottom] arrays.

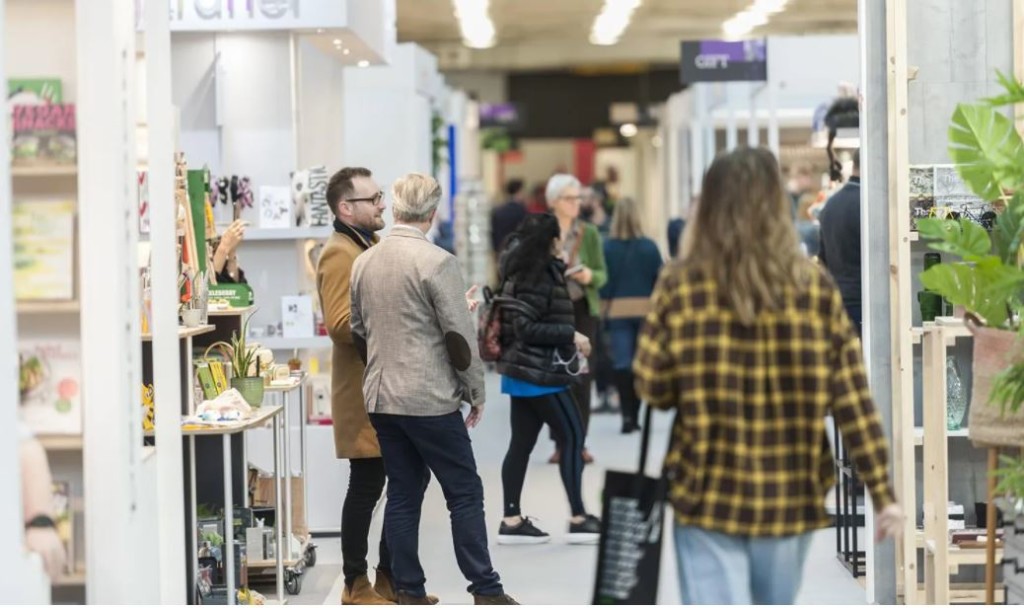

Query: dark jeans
[[370, 411, 504, 598], [503, 390, 586, 518], [341, 457, 390, 586], [843, 299, 863, 336], [571, 298, 595, 437]]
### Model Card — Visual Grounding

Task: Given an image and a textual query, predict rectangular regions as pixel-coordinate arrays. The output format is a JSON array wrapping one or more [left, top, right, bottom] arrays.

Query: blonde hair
[[683, 147, 811, 324], [610, 197, 644, 240], [392, 173, 442, 223]]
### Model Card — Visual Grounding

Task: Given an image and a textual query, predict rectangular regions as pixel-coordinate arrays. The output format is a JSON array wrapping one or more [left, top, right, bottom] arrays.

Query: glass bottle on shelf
[[946, 356, 968, 431]]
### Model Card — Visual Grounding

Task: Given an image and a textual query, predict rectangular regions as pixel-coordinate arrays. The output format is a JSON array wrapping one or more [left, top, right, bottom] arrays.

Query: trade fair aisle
[[276, 373, 867, 606]]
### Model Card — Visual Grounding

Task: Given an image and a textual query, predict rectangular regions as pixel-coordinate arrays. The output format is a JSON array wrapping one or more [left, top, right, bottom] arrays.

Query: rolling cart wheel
[[286, 571, 302, 595], [305, 546, 317, 567]]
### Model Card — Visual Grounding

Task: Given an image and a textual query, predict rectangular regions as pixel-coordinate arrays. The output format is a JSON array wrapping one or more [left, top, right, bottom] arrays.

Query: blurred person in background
[[634, 147, 902, 605], [581, 185, 615, 414], [211, 218, 249, 284], [491, 178, 528, 255], [20, 423, 67, 580], [786, 161, 817, 220], [525, 183, 548, 215], [818, 149, 862, 333], [494, 213, 602, 546], [546, 174, 607, 465], [795, 192, 821, 258], [599, 198, 662, 434]]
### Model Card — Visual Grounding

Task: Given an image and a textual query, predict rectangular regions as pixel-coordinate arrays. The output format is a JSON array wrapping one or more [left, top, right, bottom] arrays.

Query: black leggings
[[502, 390, 586, 518], [341, 457, 391, 586]]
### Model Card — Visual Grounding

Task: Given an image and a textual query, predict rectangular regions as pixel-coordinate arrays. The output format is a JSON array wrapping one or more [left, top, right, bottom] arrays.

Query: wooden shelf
[[207, 306, 254, 317], [12, 165, 77, 177], [257, 336, 332, 351], [16, 300, 80, 314], [145, 404, 283, 437], [52, 569, 86, 587], [37, 434, 83, 451], [913, 427, 970, 446], [141, 324, 215, 342]]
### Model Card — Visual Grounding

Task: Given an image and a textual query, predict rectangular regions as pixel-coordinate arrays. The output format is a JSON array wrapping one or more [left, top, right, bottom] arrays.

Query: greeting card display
[[282, 295, 314, 339], [259, 186, 292, 229], [18, 340, 82, 435], [8, 78, 63, 104], [13, 200, 75, 300], [11, 103, 76, 165]]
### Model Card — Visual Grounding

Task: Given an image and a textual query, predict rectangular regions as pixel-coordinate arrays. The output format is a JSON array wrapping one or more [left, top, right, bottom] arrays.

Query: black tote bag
[[592, 405, 669, 605]]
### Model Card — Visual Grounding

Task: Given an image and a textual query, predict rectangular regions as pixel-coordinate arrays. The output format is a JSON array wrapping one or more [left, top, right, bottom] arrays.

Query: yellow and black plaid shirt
[[634, 262, 895, 537]]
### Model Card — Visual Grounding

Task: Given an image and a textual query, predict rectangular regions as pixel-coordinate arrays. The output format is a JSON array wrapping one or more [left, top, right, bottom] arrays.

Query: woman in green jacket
[[546, 173, 607, 464]]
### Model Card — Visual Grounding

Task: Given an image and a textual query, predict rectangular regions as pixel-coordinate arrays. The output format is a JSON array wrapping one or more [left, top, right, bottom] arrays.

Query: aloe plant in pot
[[203, 312, 264, 408], [917, 71, 1024, 498]]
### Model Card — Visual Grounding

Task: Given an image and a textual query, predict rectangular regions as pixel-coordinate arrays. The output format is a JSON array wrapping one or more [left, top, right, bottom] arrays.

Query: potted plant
[[204, 312, 264, 408], [917, 70, 1024, 449]]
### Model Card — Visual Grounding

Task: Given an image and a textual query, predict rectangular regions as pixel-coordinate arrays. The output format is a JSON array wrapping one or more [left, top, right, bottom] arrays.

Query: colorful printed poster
[[18, 340, 82, 435], [11, 103, 77, 165], [13, 200, 75, 300]]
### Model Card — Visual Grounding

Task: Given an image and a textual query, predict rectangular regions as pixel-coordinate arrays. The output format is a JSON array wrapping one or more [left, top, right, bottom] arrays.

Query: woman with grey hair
[[545, 173, 607, 464]]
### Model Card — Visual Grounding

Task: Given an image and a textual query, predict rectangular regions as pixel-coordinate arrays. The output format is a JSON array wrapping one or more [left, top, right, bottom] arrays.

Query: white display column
[[0, 0, 48, 598], [341, 43, 439, 231], [76, 0, 160, 602]]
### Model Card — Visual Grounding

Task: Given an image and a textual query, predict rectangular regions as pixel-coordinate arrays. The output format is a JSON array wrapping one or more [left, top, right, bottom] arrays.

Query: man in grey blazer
[[350, 173, 517, 606]]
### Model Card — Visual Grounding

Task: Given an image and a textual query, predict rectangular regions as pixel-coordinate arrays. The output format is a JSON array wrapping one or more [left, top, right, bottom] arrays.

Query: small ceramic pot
[[230, 376, 265, 408], [181, 308, 203, 328]]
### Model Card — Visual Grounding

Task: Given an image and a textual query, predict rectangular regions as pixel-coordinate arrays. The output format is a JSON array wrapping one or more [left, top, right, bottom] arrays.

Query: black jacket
[[818, 176, 861, 307], [496, 256, 579, 387]]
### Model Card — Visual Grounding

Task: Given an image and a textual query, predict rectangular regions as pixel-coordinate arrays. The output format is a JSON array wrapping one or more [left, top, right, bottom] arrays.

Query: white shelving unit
[[256, 335, 332, 351], [223, 226, 332, 242]]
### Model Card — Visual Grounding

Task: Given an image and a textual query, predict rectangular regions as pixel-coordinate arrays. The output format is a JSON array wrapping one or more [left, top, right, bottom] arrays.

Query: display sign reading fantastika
[[679, 39, 768, 84]]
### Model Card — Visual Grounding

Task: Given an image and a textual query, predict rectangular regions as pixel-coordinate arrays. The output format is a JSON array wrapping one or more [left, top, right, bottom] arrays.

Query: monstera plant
[[918, 70, 1024, 504]]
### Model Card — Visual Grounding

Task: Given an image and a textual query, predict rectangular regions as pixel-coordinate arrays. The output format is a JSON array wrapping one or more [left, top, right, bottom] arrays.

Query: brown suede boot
[[473, 593, 520, 605], [342, 574, 394, 605], [375, 570, 439, 605], [396, 593, 439, 605]]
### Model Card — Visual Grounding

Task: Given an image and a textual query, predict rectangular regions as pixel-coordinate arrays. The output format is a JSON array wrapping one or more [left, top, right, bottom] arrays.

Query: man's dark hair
[[824, 97, 859, 182], [327, 167, 372, 216], [505, 178, 525, 198]]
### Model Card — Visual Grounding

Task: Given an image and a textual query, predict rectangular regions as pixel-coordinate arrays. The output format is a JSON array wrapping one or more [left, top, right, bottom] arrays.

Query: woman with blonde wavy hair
[[633, 147, 903, 604]]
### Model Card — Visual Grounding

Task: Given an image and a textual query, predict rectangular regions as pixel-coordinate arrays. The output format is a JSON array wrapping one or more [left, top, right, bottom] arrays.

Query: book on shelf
[[18, 340, 82, 435], [13, 200, 75, 301], [51, 480, 75, 575], [209, 361, 229, 395], [11, 103, 76, 166], [8, 78, 63, 104], [195, 364, 218, 401]]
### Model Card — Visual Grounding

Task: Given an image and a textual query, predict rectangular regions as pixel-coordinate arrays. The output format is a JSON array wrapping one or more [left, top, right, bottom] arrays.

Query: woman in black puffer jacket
[[494, 213, 601, 546]]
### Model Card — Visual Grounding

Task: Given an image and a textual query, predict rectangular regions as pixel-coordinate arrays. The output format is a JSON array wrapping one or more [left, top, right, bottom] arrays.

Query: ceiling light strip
[[452, 0, 496, 49], [589, 0, 642, 46], [722, 0, 789, 40]]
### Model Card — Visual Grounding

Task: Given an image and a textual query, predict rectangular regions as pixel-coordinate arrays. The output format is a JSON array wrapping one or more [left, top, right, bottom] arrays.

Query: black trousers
[[341, 457, 391, 586], [370, 412, 504, 598], [551, 298, 595, 450], [503, 390, 587, 518]]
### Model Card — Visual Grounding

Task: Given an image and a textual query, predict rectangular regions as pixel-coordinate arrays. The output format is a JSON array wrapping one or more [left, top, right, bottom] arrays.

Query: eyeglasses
[[560, 195, 583, 202], [346, 191, 385, 205]]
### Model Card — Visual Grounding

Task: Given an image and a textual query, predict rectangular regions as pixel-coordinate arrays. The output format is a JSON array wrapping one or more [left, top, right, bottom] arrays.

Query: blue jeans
[[608, 318, 643, 370], [370, 411, 504, 598], [674, 525, 812, 605]]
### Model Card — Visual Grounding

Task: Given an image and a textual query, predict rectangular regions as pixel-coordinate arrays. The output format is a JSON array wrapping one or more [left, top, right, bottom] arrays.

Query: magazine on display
[[13, 200, 75, 301], [18, 340, 82, 435]]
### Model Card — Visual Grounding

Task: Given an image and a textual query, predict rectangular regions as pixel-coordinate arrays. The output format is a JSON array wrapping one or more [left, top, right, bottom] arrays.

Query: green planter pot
[[231, 376, 265, 408]]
